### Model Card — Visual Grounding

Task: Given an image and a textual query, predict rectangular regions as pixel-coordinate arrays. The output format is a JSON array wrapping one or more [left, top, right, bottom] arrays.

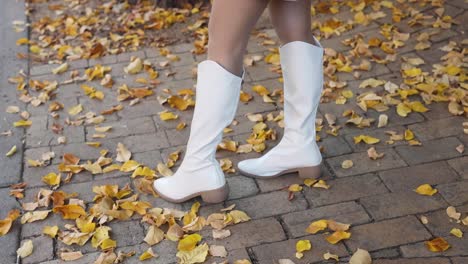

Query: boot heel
[[298, 165, 322, 179], [201, 184, 229, 203]]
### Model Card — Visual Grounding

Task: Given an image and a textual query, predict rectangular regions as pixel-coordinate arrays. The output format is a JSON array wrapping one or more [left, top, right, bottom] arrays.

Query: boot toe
[[238, 159, 253, 172], [153, 177, 179, 200]]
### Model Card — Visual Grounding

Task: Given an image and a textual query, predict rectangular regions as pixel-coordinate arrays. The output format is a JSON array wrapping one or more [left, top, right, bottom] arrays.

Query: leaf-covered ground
[[1, 0, 467, 263]]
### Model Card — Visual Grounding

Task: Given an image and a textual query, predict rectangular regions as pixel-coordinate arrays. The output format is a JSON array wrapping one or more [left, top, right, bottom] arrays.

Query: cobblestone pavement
[[1, 0, 467, 264]]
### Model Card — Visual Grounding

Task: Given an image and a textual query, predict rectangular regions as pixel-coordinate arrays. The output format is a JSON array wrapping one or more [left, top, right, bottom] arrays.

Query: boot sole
[[239, 163, 323, 179], [154, 184, 229, 204]]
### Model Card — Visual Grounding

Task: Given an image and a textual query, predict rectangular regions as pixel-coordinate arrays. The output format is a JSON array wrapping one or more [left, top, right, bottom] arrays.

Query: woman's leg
[[207, 0, 270, 76], [238, 0, 324, 179], [268, 0, 315, 45], [153, 0, 269, 204]]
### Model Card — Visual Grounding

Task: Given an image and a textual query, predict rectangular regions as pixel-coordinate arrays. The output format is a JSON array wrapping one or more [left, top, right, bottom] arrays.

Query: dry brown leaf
[[144, 225, 165, 246], [425, 237, 450, 252], [17, 239, 33, 258], [367, 147, 384, 160], [349, 248, 371, 264], [116, 142, 131, 162], [323, 252, 339, 261], [327, 220, 350, 232], [278, 260, 295, 264], [209, 245, 228, 258], [420, 216, 429, 225], [212, 229, 231, 240], [341, 160, 353, 169], [456, 144, 464, 154], [157, 163, 174, 177], [60, 251, 83, 261], [21, 210, 50, 224], [377, 114, 388, 128], [447, 206, 461, 220]]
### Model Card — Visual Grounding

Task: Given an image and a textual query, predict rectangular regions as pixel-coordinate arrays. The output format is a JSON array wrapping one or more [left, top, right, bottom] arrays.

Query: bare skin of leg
[[268, 0, 316, 45], [207, 0, 270, 77]]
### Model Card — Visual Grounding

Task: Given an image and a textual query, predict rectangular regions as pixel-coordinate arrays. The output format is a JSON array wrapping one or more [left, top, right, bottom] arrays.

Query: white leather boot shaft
[[153, 60, 243, 202], [238, 37, 324, 177]]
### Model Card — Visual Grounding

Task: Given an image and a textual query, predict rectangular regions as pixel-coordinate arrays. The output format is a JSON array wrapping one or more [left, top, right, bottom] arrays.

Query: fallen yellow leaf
[[396, 103, 412, 117], [178, 233, 202, 251], [176, 243, 208, 264], [288, 184, 303, 192], [42, 172, 61, 186], [295, 239, 311, 259], [139, 247, 157, 261], [124, 57, 143, 74], [52, 63, 68, 74], [326, 231, 351, 244], [53, 204, 86, 220], [414, 184, 438, 196], [68, 104, 83, 116], [6, 145, 17, 157], [43, 225, 59, 238], [450, 228, 463, 238], [306, 220, 327, 234], [354, 135, 380, 145], [0, 209, 21, 236], [13, 120, 32, 127], [159, 111, 178, 121]]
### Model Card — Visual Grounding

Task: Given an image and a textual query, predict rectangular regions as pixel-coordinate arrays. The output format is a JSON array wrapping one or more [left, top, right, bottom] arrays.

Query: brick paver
[[21, 236, 54, 264], [395, 137, 464, 165], [327, 149, 407, 177], [400, 236, 468, 257], [360, 191, 448, 220], [345, 216, 432, 252], [373, 259, 451, 264], [447, 156, 468, 179], [1, 0, 467, 263], [420, 204, 468, 237], [304, 173, 388, 207], [231, 190, 308, 219], [437, 180, 468, 206], [201, 217, 286, 250], [281, 201, 371, 238], [378, 161, 460, 192], [452, 257, 468, 264], [251, 234, 349, 264]]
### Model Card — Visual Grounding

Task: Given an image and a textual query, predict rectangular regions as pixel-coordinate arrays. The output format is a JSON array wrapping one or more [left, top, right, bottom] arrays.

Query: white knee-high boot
[[153, 60, 243, 203], [238, 37, 324, 179]]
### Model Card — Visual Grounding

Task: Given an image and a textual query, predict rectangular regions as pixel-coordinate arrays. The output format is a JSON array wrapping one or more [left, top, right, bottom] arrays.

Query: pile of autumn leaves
[[23, 0, 200, 62], [2, 179, 253, 263]]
